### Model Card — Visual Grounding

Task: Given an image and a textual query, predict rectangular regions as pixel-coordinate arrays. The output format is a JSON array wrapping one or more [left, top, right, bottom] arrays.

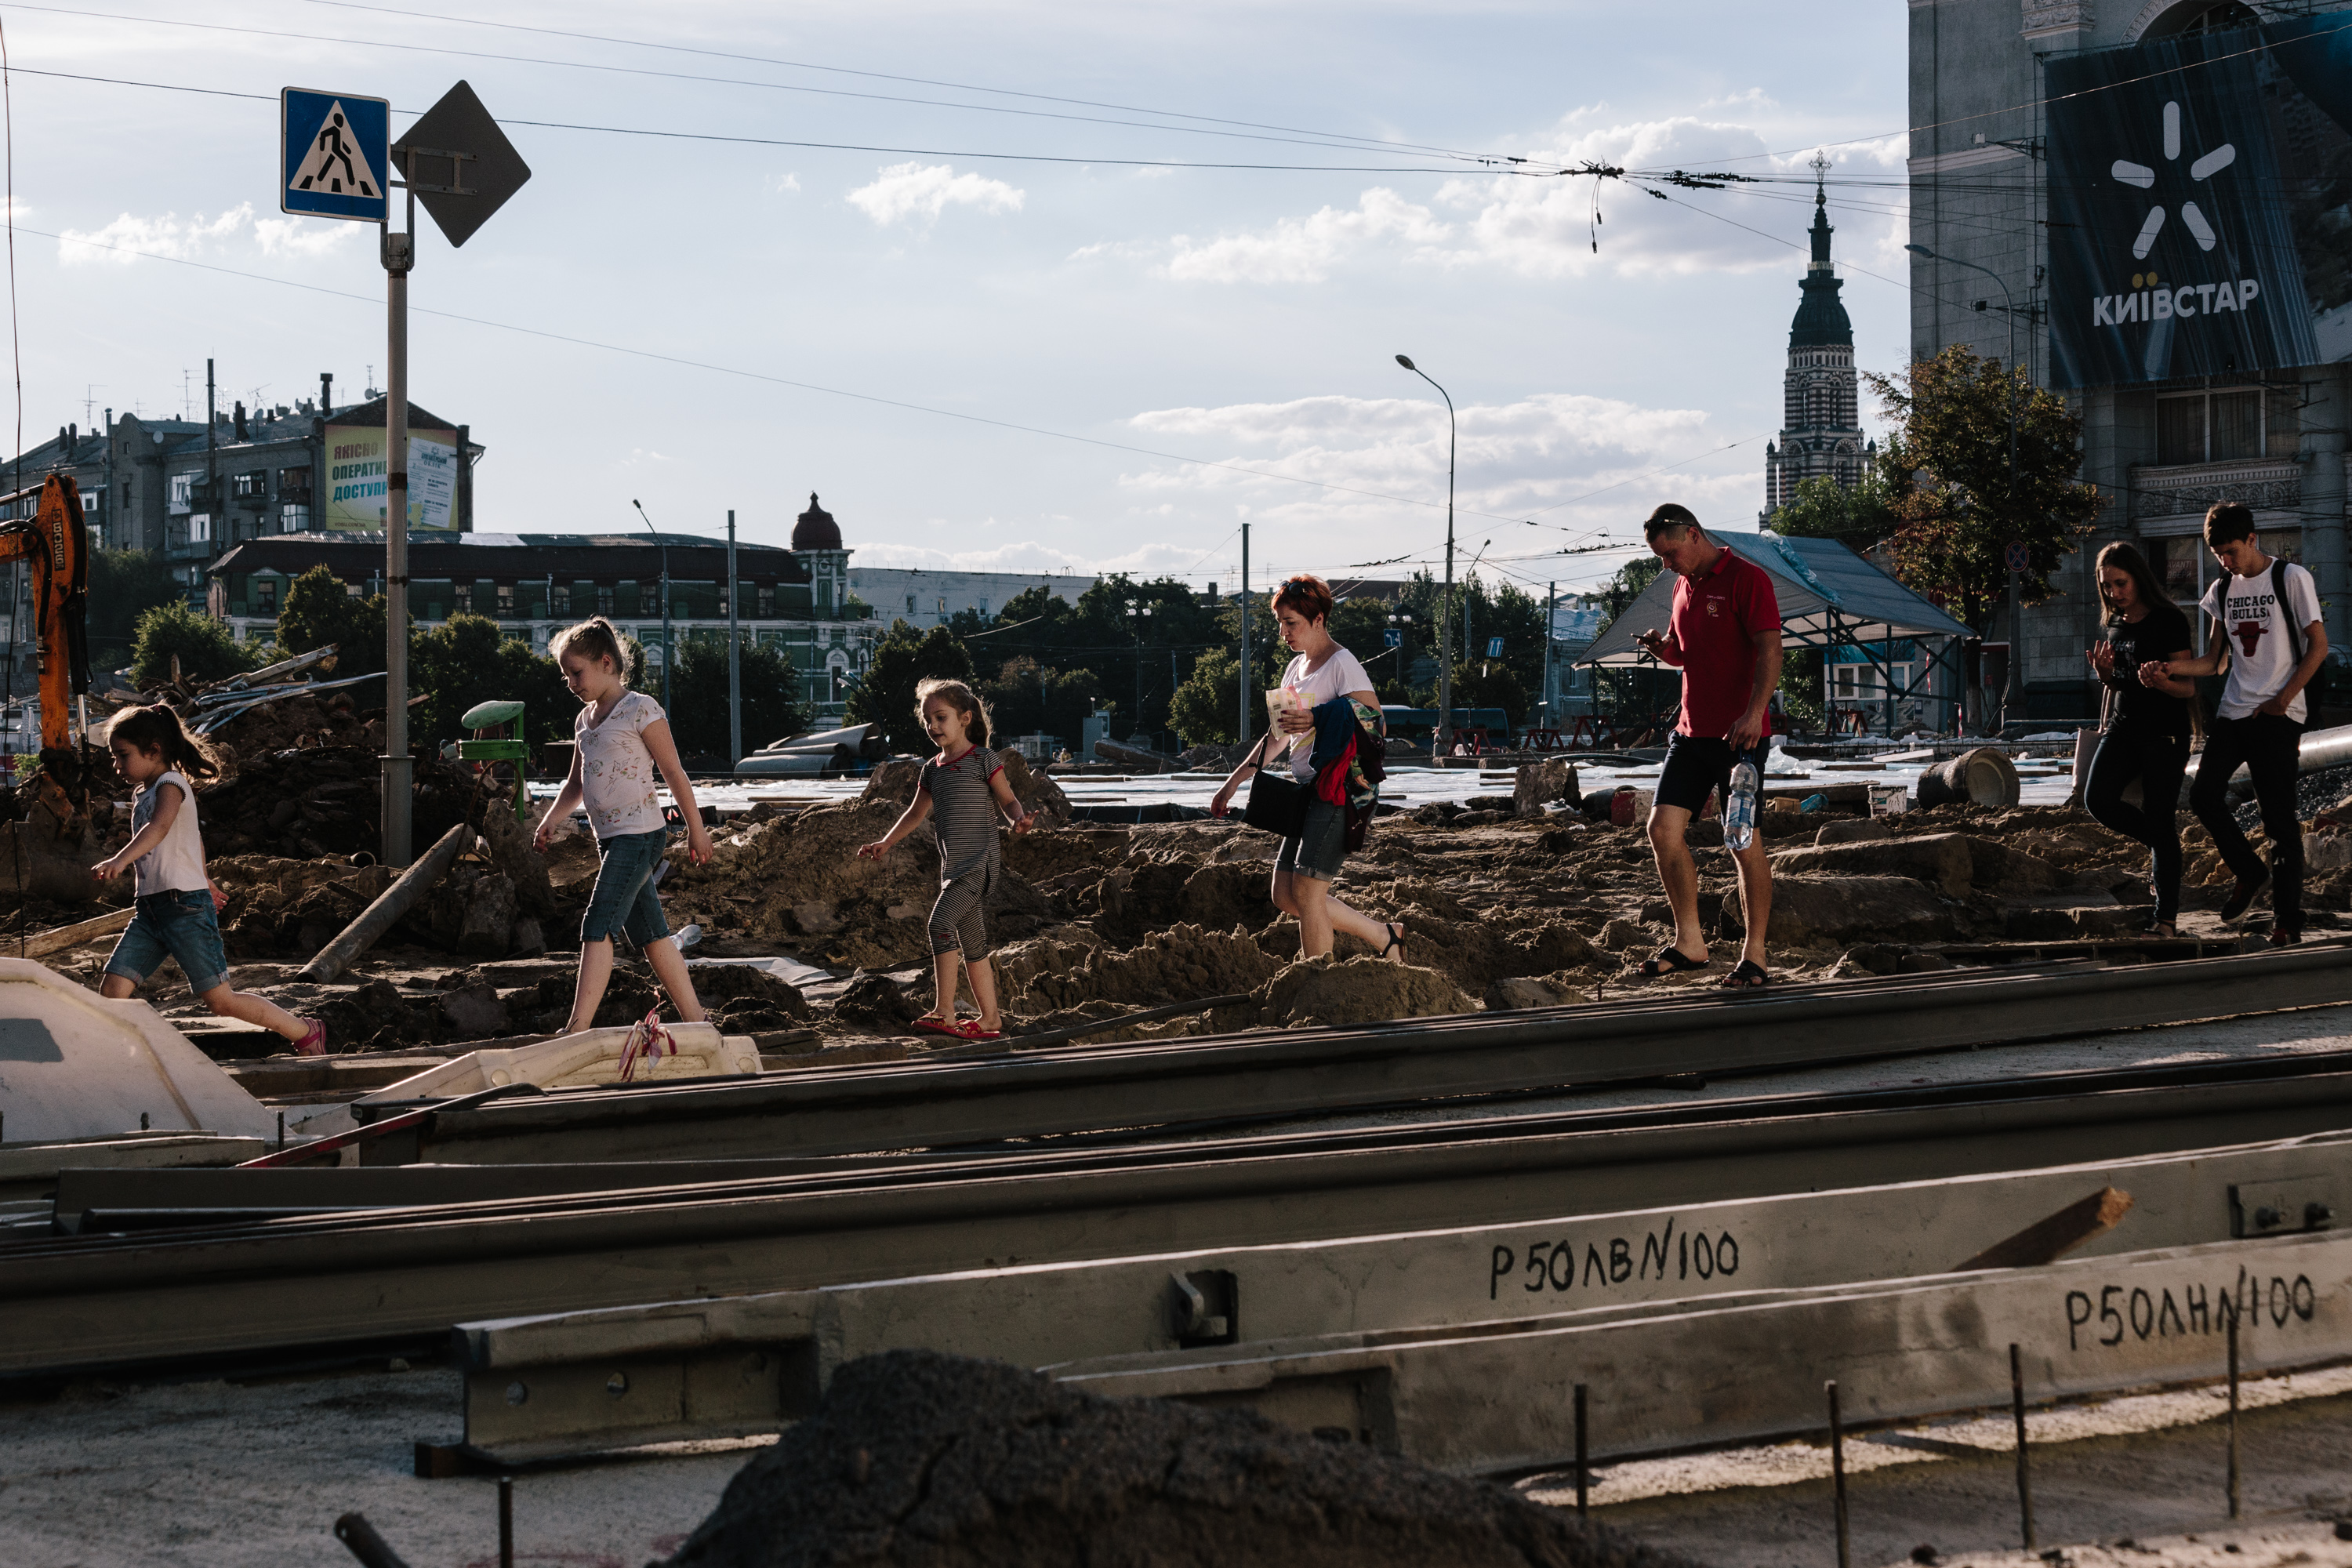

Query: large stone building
[[209, 493, 875, 719], [846, 565, 1097, 628], [1763, 165, 1875, 517], [1907, 0, 2349, 720]]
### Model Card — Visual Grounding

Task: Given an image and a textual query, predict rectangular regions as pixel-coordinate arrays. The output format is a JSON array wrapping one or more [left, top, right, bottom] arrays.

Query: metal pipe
[[334, 1513, 412, 1568], [2227, 1311, 2242, 1519], [1573, 1382, 1589, 1518], [498, 1475, 513, 1568], [2010, 1341, 2035, 1550], [295, 821, 473, 984], [381, 193, 415, 869], [1828, 1379, 1850, 1568]]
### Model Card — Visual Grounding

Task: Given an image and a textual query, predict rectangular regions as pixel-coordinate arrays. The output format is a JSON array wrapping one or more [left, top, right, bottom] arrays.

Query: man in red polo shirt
[[1629, 503, 1784, 988]]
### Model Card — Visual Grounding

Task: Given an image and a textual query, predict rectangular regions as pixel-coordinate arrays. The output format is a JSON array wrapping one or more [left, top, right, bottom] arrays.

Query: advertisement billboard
[[324, 423, 459, 531], [2047, 16, 2352, 389]]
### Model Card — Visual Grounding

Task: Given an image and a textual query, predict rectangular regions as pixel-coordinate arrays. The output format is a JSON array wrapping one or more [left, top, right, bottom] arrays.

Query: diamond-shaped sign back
[[394, 80, 530, 248]]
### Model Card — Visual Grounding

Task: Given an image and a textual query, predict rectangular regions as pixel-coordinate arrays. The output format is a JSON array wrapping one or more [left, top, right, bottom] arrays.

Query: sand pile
[[660, 1350, 1703, 1568]]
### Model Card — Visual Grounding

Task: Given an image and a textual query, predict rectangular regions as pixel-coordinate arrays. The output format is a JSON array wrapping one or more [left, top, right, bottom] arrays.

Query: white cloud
[[769, 173, 801, 194], [59, 203, 255, 265], [1164, 189, 1450, 285], [252, 215, 361, 259], [1120, 391, 1762, 559], [846, 162, 1023, 227], [1097, 111, 1907, 285]]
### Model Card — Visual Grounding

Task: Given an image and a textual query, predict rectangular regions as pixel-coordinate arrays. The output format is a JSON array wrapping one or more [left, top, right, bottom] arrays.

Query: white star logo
[[2112, 100, 2235, 259]]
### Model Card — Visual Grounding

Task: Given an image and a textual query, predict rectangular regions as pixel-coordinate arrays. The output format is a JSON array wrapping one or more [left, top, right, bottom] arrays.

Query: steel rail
[[16, 1048, 2352, 1377], [394, 941, 2352, 1167]]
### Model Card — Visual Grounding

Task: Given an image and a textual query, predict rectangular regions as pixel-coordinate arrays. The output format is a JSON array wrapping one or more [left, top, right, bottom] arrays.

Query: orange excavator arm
[[0, 471, 91, 755]]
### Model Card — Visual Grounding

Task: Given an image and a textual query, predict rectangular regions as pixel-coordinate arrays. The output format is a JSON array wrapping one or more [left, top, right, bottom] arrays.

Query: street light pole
[[1906, 243, 2022, 725], [630, 498, 672, 713], [1396, 354, 1455, 755], [1236, 521, 1250, 747]]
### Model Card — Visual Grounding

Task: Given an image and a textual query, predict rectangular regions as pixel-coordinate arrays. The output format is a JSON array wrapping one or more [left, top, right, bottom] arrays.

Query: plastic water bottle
[[1724, 756, 1761, 850]]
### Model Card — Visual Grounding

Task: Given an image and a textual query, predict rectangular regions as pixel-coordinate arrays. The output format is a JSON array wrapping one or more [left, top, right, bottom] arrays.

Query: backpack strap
[[2273, 557, 2306, 667]]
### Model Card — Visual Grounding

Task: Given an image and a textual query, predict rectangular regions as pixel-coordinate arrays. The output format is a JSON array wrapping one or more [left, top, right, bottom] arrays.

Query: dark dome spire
[[792, 491, 843, 551], [1788, 167, 1853, 349]]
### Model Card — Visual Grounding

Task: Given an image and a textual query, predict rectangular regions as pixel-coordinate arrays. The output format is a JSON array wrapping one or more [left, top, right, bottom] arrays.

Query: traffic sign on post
[[2003, 540, 2031, 573], [281, 89, 389, 223], [395, 81, 532, 248], [1487, 636, 1505, 658], [1385, 630, 1403, 649]]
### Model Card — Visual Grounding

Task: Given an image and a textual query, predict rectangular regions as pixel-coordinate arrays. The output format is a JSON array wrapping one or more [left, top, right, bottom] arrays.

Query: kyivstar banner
[[2047, 16, 2352, 389]]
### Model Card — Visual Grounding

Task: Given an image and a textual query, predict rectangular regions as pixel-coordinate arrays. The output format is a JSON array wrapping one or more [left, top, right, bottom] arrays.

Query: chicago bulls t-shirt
[[2200, 559, 2322, 722]]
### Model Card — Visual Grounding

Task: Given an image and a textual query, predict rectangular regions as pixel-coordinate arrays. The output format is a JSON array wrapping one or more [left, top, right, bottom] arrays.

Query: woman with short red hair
[[1211, 575, 1405, 963]]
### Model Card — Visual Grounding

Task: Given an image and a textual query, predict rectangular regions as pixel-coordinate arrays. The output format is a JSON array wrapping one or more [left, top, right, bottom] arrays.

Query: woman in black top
[[2082, 541, 2198, 935]]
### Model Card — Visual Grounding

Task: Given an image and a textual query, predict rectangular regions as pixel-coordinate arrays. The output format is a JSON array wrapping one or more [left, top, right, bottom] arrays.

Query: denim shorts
[[581, 828, 673, 947], [1273, 796, 1348, 883], [104, 888, 230, 996]]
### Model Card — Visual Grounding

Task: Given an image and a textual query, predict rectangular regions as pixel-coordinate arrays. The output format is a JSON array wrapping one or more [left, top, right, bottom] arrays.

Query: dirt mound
[[208, 688, 380, 761], [1255, 954, 1473, 1029], [694, 962, 814, 1032], [660, 1349, 1699, 1568], [997, 922, 1281, 1015], [664, 799, 1053, 971], [861, 750, 1073, 825], [210, 855, 397, 960]]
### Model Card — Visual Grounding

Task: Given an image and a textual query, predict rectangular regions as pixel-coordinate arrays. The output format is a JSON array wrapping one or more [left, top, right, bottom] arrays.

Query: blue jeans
[[104, 889, 230, 995], [581, 829, 673, 947]]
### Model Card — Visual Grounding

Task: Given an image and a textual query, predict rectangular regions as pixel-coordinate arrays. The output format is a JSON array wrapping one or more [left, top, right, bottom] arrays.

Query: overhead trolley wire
[[1, 2, 1569, 171]]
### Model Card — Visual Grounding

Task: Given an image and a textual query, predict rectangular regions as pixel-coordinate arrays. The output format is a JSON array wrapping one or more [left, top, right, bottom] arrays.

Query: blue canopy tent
[[1577, 533, 1973, 735]]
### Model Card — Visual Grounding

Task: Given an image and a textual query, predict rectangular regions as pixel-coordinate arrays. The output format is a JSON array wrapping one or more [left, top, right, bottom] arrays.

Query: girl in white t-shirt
[[96, 703, 325, 1054], [535, 617, 714, 1035], [1210, 575, 1406, 964]]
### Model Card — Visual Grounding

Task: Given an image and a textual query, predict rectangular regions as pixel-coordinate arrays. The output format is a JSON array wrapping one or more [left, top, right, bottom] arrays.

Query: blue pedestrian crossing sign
[[281, 89, 389, 223], [1486, 637, 1504, 658], [1385, 629, 1403, 649]]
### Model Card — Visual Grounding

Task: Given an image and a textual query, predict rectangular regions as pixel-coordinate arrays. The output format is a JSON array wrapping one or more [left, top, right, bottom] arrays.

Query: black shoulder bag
[[1241, 731, 1312, 837]]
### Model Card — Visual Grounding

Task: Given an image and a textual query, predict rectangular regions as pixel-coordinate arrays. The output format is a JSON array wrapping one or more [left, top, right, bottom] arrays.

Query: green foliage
[[1597, 556, 1664, 621], [1768, 472, 1900, 553], [273, 564, 393, 676], [1864, 343, 2101, 633], [86, 550, 184, 670], [666, 638, 811, 760], [976, 655, 1101, 753], [408, 613, 574, 756], [845, 619, 977, 753], [1449, 662, 1531, 727], [1778, 647, 1828, 730], [1167, 647, 1243, 747], [132, 601, 256, 686]]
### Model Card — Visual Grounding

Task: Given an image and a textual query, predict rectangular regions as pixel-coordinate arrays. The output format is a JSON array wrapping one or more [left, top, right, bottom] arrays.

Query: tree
[[844, 619, 975, 753], [132, 602, 256, 686], [1449, 662, 1530, 727], [273, 564, 393, 676], [1167, 648, 1243, 747], [1864, 343, 2101, 633], [977, 655, 1100, 752], [1768, 472, 1900, 554], [85, 550, 183, 671], [408, 613, 573, 757], [666, 638, 809, 761]]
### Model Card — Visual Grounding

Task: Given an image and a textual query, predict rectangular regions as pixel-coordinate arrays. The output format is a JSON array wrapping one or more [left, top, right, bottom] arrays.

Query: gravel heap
[[659, 1349, 1708, 1568]]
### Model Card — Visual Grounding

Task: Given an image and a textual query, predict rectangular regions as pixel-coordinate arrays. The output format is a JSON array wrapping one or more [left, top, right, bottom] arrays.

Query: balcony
[[2129, 457, 2300, 524]]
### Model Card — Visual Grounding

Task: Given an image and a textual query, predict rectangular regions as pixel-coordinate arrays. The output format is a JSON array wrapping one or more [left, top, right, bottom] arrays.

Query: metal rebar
[[1828, 1379, 1849, 1568], [498, 1475, 514, 1568], [1573, 1382, 1589, 1519], [2010, 1342, 2035, 1551], [334, 1512, 412, 1568], [2228, 1311, 2242, 1519]]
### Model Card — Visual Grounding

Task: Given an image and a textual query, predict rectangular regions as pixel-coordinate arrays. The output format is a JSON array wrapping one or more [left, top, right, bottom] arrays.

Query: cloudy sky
[[2, 0, 1911, 597]]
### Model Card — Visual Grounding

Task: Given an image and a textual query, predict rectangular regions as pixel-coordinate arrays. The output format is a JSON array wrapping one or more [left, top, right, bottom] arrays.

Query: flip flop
[[1632, 945, 1708, 976], [908, 1017, 965, 1039], [1719, 959, 1771, 989], [956, 1022, 1006, 1043]]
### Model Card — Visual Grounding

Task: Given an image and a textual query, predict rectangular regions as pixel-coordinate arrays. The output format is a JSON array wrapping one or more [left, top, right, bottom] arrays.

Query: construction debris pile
[[661, 1348, 1697, 1568]]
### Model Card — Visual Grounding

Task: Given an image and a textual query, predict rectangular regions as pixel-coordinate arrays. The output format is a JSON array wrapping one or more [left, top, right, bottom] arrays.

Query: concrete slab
[[0, 960, 274, 1144]]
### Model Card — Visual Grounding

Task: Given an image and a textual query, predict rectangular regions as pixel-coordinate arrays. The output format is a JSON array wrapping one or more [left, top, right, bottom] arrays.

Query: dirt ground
[[20, 747, 2350, 1062]]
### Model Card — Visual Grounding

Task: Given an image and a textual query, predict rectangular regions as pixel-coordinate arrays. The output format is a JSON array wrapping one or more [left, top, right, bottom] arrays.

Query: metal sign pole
[[381, 171, 415, 867], [727, 509, 742, 764]]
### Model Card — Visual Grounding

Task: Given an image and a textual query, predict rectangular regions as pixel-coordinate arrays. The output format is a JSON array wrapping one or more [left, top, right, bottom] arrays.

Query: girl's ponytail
[[549, 615, 633, 683], [107, 702, 222, 781]]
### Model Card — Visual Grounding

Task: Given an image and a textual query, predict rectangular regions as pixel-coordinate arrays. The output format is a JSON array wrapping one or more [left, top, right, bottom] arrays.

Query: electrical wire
[[13, 222, 1570, 528], [0, 3, 1563, 171], [302, 0, 1550, 169]]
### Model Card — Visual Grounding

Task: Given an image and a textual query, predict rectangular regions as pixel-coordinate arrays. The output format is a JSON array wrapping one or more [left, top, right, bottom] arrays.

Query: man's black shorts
[[1656, 732, 1769, 816]]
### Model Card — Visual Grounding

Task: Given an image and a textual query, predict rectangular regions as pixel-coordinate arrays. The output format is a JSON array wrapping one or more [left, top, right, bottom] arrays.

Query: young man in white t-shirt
[[2144, 502, 2330, 942]]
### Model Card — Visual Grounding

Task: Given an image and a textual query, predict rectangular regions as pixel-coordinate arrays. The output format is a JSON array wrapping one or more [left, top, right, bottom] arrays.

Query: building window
[[597, 585, 615, 615], [278, 466, 312, 497], [496, 583, 515, 619], [2156, 387, 2290, 464], [551, 583, 571, 615], [279, 503, 309, 532], [757, 584, 775, 618], [187, 513, 212, 543], [453, 583, 472, 614], [233, 470, 267, 499], [256, 578, 278, 613]]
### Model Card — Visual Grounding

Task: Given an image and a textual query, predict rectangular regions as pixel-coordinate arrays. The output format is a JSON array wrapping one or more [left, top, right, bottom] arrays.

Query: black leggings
[[2084, 723, 2190, 922], [2189, 712, 2305, 929]]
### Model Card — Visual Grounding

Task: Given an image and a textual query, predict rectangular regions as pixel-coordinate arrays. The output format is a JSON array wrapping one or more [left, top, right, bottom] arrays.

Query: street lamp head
[[1904, 244, 1935, 259], [1395, 354, 1416, 371]]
